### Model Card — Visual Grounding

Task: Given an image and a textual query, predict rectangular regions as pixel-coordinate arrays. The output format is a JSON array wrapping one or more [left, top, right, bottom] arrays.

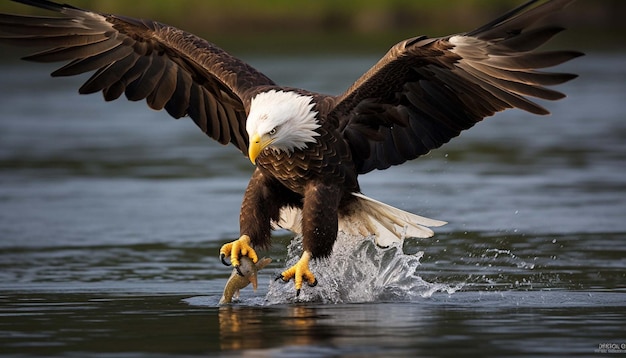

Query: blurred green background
[[0, 0, 623, 54]]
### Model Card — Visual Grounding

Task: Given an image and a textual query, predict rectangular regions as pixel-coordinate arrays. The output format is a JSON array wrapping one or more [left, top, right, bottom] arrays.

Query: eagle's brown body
[[244, 92, 360, 258]]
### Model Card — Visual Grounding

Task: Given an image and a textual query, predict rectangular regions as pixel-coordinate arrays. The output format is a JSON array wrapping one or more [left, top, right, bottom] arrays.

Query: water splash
[[265, 233, 462, 304]]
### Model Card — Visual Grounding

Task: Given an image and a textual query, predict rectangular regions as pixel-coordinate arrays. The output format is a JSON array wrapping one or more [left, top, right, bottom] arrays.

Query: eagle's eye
[[269, 127, 277, 136]]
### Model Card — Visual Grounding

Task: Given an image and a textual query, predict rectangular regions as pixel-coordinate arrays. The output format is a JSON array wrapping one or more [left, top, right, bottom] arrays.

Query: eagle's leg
[[219, 234, 258, 267], [277, 182, 340, 296], [221, 168, 293, 269], [277, 251, 317, 296]]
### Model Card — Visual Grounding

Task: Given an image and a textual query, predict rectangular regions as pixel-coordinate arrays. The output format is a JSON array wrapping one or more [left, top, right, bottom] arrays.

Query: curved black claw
[[235, 265, 244, 277], [296, 279, 318, 297], [220, 253, 231, 267], [276, 276, 318, 297]]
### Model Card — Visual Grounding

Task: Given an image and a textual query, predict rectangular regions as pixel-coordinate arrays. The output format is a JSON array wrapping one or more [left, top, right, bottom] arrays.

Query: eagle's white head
[[246, 90, 320, 164]]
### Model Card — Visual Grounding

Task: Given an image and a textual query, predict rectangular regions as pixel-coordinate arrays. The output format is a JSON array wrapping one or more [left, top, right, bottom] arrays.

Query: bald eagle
[[0, 0, 581, 296]]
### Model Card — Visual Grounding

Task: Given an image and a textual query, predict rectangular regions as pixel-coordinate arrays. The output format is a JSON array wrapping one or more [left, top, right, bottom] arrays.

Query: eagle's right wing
[[331, 0, 582, 174]]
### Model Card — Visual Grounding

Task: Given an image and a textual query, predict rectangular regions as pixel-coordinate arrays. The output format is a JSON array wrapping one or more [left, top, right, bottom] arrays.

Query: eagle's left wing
[[0, 0, 277, 154], [331, 0, 582, 174]]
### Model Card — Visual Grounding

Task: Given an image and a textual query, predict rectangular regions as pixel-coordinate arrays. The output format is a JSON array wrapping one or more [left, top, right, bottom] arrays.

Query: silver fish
[[219, 256, 272, 304]]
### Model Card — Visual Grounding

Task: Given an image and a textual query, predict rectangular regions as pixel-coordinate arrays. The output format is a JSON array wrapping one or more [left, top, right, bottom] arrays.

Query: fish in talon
[[220, 235, 258, 268], [220, 256, 272, 304]]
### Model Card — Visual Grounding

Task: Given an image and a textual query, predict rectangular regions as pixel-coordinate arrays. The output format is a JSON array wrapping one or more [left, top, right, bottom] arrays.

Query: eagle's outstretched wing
[[0, 0, 276, 154], [332, 0, 583, 174]]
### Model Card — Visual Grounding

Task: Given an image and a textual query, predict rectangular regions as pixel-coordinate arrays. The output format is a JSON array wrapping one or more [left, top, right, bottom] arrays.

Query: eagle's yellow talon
[[219, 235, 258, 267], [278, 251, 317, 295]]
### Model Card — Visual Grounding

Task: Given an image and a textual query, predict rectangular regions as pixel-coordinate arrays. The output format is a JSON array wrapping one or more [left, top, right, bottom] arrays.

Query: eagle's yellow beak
[[248, 133, 274, 165]]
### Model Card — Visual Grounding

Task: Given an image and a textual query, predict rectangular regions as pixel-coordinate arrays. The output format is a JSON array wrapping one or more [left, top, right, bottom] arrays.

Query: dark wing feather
[[332, 0, 582, 174], [0, 0, 276, 154]]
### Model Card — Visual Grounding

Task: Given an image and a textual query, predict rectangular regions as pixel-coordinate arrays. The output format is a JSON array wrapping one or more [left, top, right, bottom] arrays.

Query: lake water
[[0, 53, 625, 357]]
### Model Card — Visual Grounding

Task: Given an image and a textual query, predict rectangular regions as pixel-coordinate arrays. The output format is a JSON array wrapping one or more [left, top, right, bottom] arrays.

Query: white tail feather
[[272, 205, 303, 233], [271, 193, 446, 247]]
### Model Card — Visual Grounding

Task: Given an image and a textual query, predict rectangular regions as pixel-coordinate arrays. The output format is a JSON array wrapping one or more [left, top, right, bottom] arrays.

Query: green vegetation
[[0, 1, 623, 54]]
